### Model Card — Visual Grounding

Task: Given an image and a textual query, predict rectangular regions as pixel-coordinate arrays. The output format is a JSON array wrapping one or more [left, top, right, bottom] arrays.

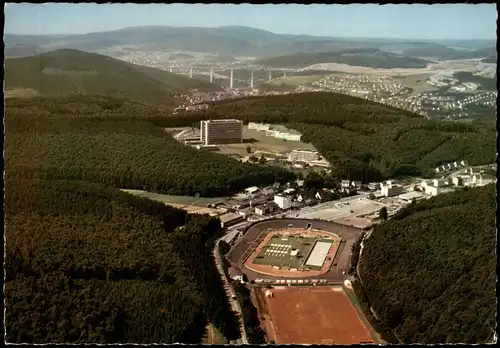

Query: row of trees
[[5, 178, 240, 343], [357, 185, 496, 344]]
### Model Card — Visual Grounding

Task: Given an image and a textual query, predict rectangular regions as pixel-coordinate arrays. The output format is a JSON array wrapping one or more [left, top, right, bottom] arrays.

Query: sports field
[[244, 228, 341, 277], [252, 235, 320, 269], [260, 286, 375, 344]]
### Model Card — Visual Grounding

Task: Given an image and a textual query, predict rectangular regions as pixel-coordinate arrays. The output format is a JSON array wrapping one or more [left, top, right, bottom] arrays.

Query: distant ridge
[[5, 26, 496, 59], [5, 49, 220, 105]]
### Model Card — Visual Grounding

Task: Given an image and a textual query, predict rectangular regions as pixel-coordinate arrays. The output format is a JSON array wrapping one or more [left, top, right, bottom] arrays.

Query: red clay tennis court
[[262, 286, 374, 344]]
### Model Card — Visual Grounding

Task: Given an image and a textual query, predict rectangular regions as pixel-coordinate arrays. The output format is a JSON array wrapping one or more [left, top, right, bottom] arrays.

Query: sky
[[4, 3, 497, 40]]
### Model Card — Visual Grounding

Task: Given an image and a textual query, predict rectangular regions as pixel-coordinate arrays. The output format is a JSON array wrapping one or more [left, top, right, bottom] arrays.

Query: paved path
[[213, 239, 248, 344]]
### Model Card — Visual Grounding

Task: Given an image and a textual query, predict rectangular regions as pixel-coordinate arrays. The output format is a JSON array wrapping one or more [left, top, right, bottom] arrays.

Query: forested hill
[[357, 184, 496, 344], [255, 49, 431, 69], [5, 49, 219, 106], [5, 96, 294, 197], [5, 178, 241, 343], [183, 92, 495, 181]]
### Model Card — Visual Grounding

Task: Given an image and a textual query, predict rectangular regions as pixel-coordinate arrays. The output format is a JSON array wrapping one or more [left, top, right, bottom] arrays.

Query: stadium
[[227, 218, 364, 283]]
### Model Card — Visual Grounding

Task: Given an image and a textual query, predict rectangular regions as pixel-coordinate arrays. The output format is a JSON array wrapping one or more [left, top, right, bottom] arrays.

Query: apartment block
[[200, 119, 243, 145]]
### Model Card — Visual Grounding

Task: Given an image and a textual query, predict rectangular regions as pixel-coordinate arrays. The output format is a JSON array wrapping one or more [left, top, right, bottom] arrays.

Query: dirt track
[[227, 219, 363, 282]]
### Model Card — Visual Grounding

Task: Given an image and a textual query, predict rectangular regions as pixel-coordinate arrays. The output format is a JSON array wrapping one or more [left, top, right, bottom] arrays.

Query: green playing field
[[252, 235, 318, 269]]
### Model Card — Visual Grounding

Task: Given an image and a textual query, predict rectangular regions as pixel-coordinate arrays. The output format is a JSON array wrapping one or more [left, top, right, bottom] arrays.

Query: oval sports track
[[226, 218, 364, 283]]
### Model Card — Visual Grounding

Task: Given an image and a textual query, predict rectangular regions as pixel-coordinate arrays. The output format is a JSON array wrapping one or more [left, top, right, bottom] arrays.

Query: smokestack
[[230, 68, 234, 89], [250, 70, 254, 89], [190, 67, 193, 79], [169, 66, 173, 73], [210, 68, 214, 83], [268, 71, 272, 82], [284, 71, 287, 78]]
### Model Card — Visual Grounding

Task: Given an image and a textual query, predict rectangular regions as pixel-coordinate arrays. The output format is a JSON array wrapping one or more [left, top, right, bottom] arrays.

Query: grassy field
[[217, 126, 317, 158], [121, 189, 226, 206], [392, 73, 437, 95], [253, 235, 318, 269], [4, 88, 41, 98]]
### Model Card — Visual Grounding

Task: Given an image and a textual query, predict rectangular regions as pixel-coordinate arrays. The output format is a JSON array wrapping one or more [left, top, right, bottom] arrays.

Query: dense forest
[[357, 184, 496, 344], [5, 178, 241, 343], [5, 89, 496, 344], [182, 92, 494, 181], [5, 96, 294, 197], [255, 48, 431, 69], [6, 92, 495, 192]]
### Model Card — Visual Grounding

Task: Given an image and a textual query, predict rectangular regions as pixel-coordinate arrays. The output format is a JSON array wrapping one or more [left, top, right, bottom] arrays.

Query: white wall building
[[288, 150, 319, 162], [381, 183, 403, 197], [274, 194, 292, 209], [426, 185, 440, 196], [248, 122, 271, 132]]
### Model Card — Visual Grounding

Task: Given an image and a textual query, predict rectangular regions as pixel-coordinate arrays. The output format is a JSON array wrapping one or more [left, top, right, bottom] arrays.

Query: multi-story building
[[381, 183, 403, 197], [288, 150, 319, 162], [274, 194, 292, 209], [425, 185, 440, 196], [200, 119, 243, 145]]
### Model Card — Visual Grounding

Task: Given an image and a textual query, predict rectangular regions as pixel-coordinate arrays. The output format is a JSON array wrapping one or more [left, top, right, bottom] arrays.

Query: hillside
[[4, 27, 365, 57], [7, 93, 492, 187], [453, 71, 497, 91], [357, 185, 496, 344], [5, 27, 495, 60], [481, 56, 497, 64], [181, 92, 495, 181], [5, 96, 294, 197], [5, 178, 240, 343], [400, 43, 496, 60], [255, 49, 431, 69], [5, 49, 219, 106]]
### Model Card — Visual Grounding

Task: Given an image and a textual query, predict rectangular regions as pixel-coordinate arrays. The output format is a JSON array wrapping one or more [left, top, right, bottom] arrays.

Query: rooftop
[[220, 213, 243, 223], [204, 119, 242, 124]]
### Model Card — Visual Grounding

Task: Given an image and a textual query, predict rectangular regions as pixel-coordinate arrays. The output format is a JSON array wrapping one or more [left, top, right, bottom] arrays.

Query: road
[[213, 239, 248, 344]]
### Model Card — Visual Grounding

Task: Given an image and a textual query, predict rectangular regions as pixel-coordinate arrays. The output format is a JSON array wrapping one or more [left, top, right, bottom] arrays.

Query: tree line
[[357, 184, 496, 344]]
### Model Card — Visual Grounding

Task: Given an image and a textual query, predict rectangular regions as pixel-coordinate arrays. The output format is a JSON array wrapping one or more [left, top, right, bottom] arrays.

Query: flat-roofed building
[[219, 213, 245, 228], [288, 150, 319, 162], [304, 241, 332, 267], [274, 194, 292, 209], [200, 119, 243, 145], [426, 185, 440, 196], [248, 122, 271, 132], [381, 184, 403, 197]]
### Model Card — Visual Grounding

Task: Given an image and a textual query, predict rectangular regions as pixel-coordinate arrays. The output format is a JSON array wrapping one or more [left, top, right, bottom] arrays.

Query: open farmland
[[258, 286, 375, 344]]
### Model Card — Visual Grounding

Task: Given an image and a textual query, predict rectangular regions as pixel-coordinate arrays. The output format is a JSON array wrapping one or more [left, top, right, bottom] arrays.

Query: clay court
[[259, 286, 374, 344]]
